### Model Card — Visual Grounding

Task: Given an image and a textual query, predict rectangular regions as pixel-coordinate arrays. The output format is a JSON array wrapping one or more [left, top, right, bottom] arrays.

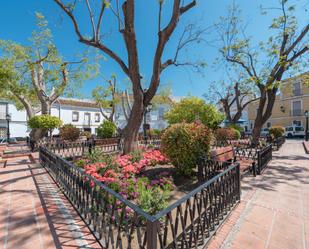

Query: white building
[[0, 98, 171, 138]]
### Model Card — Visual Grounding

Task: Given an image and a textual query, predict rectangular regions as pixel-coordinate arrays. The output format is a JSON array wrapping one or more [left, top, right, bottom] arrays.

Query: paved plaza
[[1, 140, 308, 249], [207, 140, 309, 249], [0, 153, 101, 249]]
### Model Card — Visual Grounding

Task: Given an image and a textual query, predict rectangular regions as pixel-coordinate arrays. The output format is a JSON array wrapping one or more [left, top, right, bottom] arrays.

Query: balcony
[[291, 109, 303, 116]]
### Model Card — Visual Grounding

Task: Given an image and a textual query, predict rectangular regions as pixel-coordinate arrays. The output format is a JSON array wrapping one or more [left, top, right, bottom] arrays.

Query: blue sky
[[0, 0, 308, 99]]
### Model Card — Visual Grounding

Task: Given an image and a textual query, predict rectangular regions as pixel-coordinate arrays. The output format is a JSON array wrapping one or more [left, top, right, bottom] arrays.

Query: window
[[292, 100, 302, 116], [72, 111, 79, 122], [295, 126, 304, 131], [286, 127, 293, 131], [293, 120, 301, 126], [84, 113, 91, 125], [293, 81, 301, 96], [95, 113, 100, 122], [267, 122, 271, 128]]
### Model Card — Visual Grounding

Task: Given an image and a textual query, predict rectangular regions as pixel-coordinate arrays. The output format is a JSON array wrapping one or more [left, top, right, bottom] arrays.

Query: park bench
[[210, 146, 254, 174]]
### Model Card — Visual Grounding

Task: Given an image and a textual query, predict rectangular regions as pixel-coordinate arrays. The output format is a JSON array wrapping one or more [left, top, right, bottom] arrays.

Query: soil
[[140, 164, 200, 204]]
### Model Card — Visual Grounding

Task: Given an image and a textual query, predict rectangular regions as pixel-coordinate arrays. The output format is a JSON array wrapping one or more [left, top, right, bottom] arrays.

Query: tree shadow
[[0, 158, 101, 249]]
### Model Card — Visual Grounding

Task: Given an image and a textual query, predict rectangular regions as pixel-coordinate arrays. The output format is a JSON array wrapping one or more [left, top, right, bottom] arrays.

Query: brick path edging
[[204, 189, 256, 249]]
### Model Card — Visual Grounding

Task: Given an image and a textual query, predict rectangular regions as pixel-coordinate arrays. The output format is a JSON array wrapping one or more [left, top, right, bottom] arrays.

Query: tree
[[92, 74, 119, 122], [0, 13, 91, 141], [28, 114, 62, 139], [207, 77, 258, 124], [54, 0, 204, 153], [0, 58, 39, 119], [217, 1, 309, 145], [164, 96, 224, 129]]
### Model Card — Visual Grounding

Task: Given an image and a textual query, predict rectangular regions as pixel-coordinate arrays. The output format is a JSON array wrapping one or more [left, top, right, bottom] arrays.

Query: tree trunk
[[122, 100, 144, 154], [41, 101, 51, 115], [251, 88, 277, 146]]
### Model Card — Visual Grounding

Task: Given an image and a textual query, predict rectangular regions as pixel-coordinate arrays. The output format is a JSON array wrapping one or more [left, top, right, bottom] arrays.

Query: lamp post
[[305, 110, 309, 141], [143, 103, 153, 145], [6, 113, 11, 143]]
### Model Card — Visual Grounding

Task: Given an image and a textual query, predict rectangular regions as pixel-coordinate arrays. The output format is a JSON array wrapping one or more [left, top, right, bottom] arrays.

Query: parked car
[[0, 137, 18, 144], [260, 128, 269, 137], [285, 126, 305, 138]]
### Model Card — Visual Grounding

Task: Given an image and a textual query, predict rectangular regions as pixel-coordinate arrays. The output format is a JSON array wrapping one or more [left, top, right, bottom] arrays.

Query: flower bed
[[74, 148, 177, 214]]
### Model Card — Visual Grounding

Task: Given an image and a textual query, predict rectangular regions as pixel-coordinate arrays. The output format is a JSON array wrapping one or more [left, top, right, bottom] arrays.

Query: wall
[[248, 72, 309, 130]]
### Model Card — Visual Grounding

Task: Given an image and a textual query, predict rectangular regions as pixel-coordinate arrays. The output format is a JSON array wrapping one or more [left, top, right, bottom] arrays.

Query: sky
[[0, 0, 308, 99]]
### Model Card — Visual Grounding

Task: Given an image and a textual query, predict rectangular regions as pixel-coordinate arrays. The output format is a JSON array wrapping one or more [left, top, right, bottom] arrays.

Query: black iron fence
[[39, 146, 241, 249], [272, 136, 285, 150], [212, 142, 273, 177], [255, 144, 272, 175], [42, 139, 120, 159]]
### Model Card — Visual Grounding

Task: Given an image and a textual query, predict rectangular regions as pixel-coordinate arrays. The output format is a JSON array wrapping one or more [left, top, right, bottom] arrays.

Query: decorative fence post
[[146, 220, 158, 249], [252, 161, 257, 177]]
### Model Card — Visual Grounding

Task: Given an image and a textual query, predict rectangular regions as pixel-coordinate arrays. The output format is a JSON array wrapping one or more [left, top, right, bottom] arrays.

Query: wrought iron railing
[[212, 141, 273, 177], [256, 144, 272, 174], [272, 136, 285, 150], [39, 147, 241, 249], [44, 140, 120, 159]]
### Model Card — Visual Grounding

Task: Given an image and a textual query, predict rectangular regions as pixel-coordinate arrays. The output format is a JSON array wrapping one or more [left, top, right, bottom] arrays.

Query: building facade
[[248, 72, 309, 130], [0, 98, 170, 139]]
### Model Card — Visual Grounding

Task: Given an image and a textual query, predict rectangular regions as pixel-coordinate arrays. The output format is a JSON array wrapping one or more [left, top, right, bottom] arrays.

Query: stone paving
[[206, 139, 309, 249], [0, 152, 101, 249]]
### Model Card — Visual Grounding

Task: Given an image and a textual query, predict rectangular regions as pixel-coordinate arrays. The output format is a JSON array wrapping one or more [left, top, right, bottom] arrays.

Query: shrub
[[97, 120, 117, 138], [161, 122, 212, 176], [28, 115, 62, 130], [59, 124, 80, 141], [228, 124, 244, 133], [214, 128, 239, 143], [232, 128, 241, 140], [80, 131, 91, 138], [269, 126, 285, 138], [164, 97, 224, 129], [148, 128, 162, 137]]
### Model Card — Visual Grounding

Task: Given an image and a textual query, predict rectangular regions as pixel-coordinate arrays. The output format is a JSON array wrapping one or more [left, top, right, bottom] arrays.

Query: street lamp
[[143, 103, 153, 145], [305, 110, 309, 141], [6, 113, 11, 143]]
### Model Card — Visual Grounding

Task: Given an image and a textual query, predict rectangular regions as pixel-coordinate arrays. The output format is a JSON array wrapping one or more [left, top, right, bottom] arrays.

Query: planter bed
[[39, 144, 240, 249]]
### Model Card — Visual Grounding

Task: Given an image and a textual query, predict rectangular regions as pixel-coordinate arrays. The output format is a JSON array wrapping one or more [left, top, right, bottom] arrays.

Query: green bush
[[96, 120, 117, 138], [232, 128, 241, 139], [214, 127, 239, 143], [161, 122, 212, 176], [269, 126, 285, 138], [228, 124, 244, 133], [148, 128, 162, 137], [164, 97, 224, 129], [28, 115, 62, 129], [59, 124, 80, 141], [80, 131, 91, 138]]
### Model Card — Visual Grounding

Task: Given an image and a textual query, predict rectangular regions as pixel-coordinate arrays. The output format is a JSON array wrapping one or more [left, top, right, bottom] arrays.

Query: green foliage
[[28, 115, 62, 130], [92, 74, 119, 110], [80, 131, 92, 138], [59, 124, 80, 141], [129, 150, 143, 163], [228, 124, 244, 133], [136, 178, 170, 215], [269, 126, 285, 138], [0, 13, 97, 116], [232, 128, 241, 139], [97, 120, 117, 138], [214, 128, 239, 143], [164, 97, 224, 129], [161, 122, 213, 176]]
